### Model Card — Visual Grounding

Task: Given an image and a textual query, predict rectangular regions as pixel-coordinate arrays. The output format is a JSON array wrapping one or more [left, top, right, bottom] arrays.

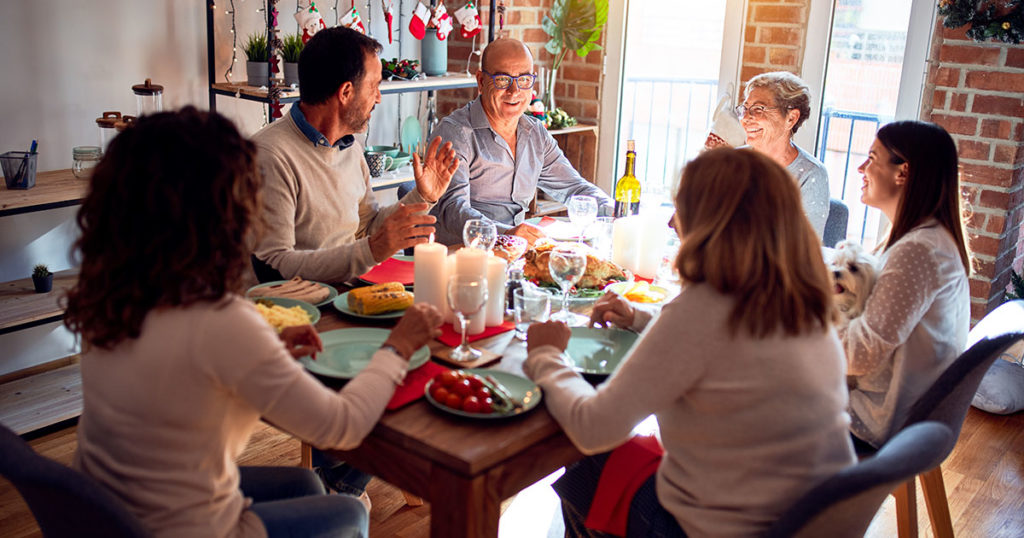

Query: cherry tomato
[[451, 378, 473, 397], [474, 387, 491, 401], [431, 385, 450, 403], [445, 392, 463, 410], [466, 375, 484, 391], [462, 396, 482, 413], [438, 370, 461, 387], [480, 397, 495, 414]]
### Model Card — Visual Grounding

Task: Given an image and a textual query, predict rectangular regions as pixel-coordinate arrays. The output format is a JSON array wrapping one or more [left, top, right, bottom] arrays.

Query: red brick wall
[[438, 0, 605, 123], [740, 0, 812, 81], [926, 23, 1024, 321]]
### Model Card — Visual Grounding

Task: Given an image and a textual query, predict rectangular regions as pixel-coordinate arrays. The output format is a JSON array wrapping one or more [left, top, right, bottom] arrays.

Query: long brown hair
[[674, 148, 833, 337], [64, 107, 260, 349], [876, 121, 970, 273]]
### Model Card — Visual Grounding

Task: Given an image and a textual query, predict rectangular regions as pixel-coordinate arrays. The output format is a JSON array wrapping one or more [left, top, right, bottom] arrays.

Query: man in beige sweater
[[251, 27, 459, 283]]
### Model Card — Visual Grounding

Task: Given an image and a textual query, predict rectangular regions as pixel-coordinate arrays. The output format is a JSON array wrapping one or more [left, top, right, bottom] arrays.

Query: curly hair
[[64, 106, 261, 349], [674, 148, 833, 337], [744, 71, 813, 135]]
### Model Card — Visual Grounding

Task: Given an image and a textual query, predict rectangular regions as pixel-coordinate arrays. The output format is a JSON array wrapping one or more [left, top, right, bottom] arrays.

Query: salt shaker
[[505, 268, 525, 316]]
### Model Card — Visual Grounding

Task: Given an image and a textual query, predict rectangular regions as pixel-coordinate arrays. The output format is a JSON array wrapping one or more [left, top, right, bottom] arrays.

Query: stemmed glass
[[447, 274, 489, 361], [567, 195, 598, 242], [547, 247, 588, 326], [463, 219, 497, 251]]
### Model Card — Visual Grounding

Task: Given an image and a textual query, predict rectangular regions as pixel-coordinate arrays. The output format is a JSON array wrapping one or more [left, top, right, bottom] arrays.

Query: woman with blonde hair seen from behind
[[740, 71, 830, 237], [842, 120, 970, 448], [524, 148, 855, 537]]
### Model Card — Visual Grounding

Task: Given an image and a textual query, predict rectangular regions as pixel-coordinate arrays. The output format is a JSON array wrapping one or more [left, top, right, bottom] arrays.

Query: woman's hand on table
[[383, 303, 444, 361], [279, 325, 323, 359], [589, 292, 636, 329], [527, 321, 571, 353]]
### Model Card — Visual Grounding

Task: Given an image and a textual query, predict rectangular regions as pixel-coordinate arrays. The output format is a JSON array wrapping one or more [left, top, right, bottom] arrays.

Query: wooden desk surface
[[0, 169, 88, 216]]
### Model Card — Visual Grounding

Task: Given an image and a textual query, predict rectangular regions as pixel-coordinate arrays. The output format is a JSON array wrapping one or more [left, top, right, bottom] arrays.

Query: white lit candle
[[485, 255, 507, 326], [413, 241, 447, 310], [612, 215, 641, 274]]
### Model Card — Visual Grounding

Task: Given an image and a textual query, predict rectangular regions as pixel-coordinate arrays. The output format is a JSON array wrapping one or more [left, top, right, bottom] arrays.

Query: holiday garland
[[938, 0, 1023, 44]]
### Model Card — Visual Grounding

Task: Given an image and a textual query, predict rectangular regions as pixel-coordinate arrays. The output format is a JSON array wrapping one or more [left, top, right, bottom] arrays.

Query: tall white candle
[[413, 241, 447, 310], [485, 255, 507, 326], [612, 215, 641, 273], [454, 248, 487, 334], [444, 254, 456, 324]]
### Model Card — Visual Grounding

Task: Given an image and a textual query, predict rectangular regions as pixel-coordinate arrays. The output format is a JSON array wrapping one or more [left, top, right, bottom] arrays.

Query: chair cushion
[[972, 353, 1024, 415]]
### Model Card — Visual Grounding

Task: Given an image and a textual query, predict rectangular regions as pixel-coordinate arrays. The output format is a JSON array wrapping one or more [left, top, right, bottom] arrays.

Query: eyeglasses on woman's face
[[482, 70, 537, 91], [734, 104, 782, 119]]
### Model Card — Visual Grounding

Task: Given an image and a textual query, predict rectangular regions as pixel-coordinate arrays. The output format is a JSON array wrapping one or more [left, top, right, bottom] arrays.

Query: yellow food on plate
[[348, 282, 405, 302], [348, 288, 414, 315], [255, 303, 312, 331], [621, 281, 667, 303]]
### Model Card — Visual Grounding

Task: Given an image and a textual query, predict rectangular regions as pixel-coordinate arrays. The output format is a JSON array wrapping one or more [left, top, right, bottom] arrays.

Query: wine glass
[[447, 274, 489, 361], [547, 247, 588, 326], [463, 219, 498, 251], [567, 195, 598, 242]]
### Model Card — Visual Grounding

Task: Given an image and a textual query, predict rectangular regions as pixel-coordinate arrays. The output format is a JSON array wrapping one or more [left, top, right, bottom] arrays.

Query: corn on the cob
[[348, 282, 405, 302], [348, 289, 414, 315]]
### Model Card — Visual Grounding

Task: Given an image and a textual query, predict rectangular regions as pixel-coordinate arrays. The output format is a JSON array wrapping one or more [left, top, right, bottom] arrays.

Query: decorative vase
[[421, 29, 448, 76], [246, 61, 270, 88], [541, 66, 558, 113], [32, 274, 53, 293], [283, 62, 299, 87]]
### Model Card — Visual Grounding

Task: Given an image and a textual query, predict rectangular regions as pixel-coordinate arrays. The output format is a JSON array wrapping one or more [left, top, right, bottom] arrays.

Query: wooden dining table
[[308, 292, 586, 538]]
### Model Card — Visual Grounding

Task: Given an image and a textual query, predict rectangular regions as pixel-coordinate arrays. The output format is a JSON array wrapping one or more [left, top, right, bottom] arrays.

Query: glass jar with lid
[[96, 111, 121, 152], [72, 146, 102, 178], [115, 115, 137, 133], [132, 79, 164, 116]]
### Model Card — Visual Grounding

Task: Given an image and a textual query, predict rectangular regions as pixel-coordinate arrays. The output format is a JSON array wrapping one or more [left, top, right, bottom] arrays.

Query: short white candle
[[454, 248, 487, 334], [485, 255, 507, 326], [413, 241, 447, 311]]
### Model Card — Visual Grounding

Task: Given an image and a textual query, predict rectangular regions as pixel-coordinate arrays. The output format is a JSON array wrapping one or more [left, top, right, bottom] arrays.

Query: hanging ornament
[[295, 2, 327, 43], [382, 0, 395, 44], [454, 2, 481, 39], [340, 7, 366, 33], [409, 1, 431, 40], [497, 0, 506, 31], [431, 2, 453, 41]]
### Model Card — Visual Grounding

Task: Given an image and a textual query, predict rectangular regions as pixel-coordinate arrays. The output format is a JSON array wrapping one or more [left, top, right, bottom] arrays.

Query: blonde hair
[[744, 71, 812, 135], [674, 148, 833, 337]]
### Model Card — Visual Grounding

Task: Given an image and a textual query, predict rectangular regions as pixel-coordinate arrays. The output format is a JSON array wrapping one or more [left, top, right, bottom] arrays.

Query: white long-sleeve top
[[73, 295, 408, 538], [840, 219, 970, 446], [525, 283, 855, 537]]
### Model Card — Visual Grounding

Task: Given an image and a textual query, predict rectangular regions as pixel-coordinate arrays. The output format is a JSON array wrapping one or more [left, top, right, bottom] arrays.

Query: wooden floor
[[2, 407, 1022, 537]]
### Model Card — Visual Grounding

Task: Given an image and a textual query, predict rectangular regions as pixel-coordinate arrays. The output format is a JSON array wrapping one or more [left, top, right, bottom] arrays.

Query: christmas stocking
[[409, 2, 431, 40], [455, 2, 482, 39], [382, 0, 395, 44], [340, 8, 366, 34], [431, 3, 453, 40], [295, 2, 326, 44]]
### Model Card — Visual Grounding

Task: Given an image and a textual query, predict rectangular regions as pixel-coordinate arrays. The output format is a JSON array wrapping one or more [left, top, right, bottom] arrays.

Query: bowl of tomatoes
[[425, 368, 542, 418]]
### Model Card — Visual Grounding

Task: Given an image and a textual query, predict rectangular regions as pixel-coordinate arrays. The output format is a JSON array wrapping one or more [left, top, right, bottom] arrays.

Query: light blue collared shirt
[[289, 103, 355, 149]]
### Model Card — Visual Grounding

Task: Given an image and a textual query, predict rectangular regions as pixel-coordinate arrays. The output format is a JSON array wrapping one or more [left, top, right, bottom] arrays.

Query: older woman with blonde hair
[[524, 148, 855, 537], [740, 71, 830, 237]]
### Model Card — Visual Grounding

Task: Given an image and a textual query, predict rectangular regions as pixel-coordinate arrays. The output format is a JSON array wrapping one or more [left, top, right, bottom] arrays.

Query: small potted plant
[[282, 34, 303, 87], [243, 32, 270, 88], [32, 264, 53, 293]]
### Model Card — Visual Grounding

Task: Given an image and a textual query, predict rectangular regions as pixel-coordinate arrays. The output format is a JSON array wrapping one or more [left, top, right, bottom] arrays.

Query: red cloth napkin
[[436, 321, 515, 347], [634, 275, 654, 284], [585, 435, 665, 536], [386, 361, 449, 410], [359, 257, 415, 285], [536, 216, 559, 227]]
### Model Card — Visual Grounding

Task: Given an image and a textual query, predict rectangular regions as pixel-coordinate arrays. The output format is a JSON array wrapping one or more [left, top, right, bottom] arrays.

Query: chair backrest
[[903, 300, 1024, 444], [763, 421, 954, 538], [823, 198, 849, 248], [0, 423, 150, 538]]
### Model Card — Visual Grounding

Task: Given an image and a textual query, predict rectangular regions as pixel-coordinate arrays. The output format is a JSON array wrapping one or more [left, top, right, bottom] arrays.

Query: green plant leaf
[[543, 0, 608, 70]]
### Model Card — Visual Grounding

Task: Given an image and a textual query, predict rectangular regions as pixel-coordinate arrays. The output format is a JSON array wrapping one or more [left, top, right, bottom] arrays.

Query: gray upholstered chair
[[0, 423, 149, 537], [823, 198, 849, 248], [763, 421, 954, 538]]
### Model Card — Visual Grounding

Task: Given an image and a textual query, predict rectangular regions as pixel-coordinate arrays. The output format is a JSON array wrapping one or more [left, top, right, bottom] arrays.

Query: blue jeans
[[240, 466, 368, 538], [311, 450, 373, 495], [553, 453, 686, 538]]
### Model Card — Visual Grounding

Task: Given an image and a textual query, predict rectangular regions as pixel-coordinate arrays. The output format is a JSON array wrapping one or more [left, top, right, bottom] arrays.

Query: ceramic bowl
[[387, 151, 413, 170], [364, 145, 400, 158]]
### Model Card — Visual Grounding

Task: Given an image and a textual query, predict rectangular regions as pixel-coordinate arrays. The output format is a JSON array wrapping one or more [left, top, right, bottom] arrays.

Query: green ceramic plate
[[564, 327, 639, 376], [333, 291, 407, 320], [249, 297, 321, 326], [299, 328, 429, 379], [424, 369, 543, 419], [246, 280, 338, 307]]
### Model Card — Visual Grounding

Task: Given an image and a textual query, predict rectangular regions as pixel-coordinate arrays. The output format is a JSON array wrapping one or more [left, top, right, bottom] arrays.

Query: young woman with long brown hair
[[64, 107, 442, 537], [524, 148, 855, 537]]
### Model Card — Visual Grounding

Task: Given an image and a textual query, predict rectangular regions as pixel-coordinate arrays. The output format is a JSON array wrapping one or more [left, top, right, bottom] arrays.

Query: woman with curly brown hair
[[65, 107, 442, 538], [523, 148, 855, 537]]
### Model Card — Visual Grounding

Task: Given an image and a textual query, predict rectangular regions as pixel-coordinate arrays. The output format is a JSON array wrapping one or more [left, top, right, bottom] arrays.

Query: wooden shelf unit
[[0, 269, 79, 336], [0, 169, 87, 217]]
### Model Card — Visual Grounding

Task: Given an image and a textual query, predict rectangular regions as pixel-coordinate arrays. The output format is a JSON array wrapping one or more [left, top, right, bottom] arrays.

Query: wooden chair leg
[[300, 441, 312, 470], [893, 478, 919, 538], [402, 490, 424, 507], [920, 466, 954, 538]]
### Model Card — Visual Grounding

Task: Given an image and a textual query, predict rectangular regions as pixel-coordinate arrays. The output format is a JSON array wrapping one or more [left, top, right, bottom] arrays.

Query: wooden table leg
[[428, 466, 501, 538], [300, 441, 312, 470]]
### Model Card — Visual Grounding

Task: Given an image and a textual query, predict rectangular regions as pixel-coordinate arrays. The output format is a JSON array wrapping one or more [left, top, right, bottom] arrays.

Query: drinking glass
[[463, 219, 497, 251], [447, 274, 489, 361], [548, 247, 588, 325], [567, 195, 598, 242], [513, 287, 551, 340]]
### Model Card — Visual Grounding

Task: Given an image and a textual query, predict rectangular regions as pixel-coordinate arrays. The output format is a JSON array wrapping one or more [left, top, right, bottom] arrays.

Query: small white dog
[[828, 240, 879, 325]]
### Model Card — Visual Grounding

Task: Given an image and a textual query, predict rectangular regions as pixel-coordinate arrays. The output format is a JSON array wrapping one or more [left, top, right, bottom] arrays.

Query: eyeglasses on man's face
[[482, 70, 537, 90], [734, 104, 781, 119]]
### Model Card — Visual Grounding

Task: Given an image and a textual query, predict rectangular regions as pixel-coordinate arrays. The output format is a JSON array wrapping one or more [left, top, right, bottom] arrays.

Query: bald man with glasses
[[428, 38, 612, 245]]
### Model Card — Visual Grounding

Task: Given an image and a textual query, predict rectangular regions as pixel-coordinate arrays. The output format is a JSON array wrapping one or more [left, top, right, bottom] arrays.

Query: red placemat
[[436, 321, 515, 347], [386, 361, 450, 410], [359, 257, 415, 285], [537, 216, 559, 227]]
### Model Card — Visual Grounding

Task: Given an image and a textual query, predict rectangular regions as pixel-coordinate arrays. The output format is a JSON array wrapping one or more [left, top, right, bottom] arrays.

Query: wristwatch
[[379, 343, 406, 360]]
